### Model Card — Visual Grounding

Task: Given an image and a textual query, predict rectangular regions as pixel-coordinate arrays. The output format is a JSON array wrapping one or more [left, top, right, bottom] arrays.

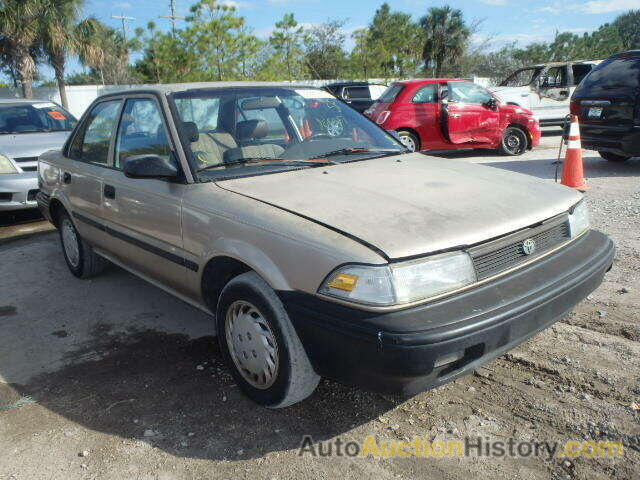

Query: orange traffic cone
[[561, 115, 588, 191]]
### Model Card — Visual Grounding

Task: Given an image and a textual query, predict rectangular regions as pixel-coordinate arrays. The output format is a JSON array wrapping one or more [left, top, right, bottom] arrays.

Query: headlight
[[568, 200, 590, 237], [0, 154, 19, 174], [319, 251, 477, 307]]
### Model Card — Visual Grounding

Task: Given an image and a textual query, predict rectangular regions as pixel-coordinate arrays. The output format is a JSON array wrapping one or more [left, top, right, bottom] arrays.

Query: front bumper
[[580, 124, 640, 157], [281, 230, 614, 395], [0, 173, 39, 212]]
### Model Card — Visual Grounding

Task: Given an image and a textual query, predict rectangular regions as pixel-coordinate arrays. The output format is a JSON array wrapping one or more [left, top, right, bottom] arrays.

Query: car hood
[[0, 131, 70, 158], [217, 153, 582, 260]]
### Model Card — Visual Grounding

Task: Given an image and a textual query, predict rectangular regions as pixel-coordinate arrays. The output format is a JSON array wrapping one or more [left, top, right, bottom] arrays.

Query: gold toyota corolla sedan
[[37, 84, 614, 408]]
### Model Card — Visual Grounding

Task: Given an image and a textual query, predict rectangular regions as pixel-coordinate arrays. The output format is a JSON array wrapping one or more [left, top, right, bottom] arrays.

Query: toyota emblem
[[522, 238, 537, 255]]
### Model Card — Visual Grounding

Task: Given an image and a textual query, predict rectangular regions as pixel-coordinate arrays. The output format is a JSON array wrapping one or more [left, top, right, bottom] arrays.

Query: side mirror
[[485, 98, 499, 111], [387, 130, 402, 142], [123, 154, 179, 180]]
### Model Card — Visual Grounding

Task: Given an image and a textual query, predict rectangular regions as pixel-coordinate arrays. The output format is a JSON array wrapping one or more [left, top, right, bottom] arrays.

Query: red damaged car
[[365, 79, 541, 155]]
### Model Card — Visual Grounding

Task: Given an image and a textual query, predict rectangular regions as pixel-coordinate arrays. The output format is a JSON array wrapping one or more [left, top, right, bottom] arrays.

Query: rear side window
[[69, 100, 122, 164], [572, 64, 593, 85], [378, 84, 404, 103], [412, 85, 437, 103], [575, 55, 640, 94], [343, 86, 370, 100]]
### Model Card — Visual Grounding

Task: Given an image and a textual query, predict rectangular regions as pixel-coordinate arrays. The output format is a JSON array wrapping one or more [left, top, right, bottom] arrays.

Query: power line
[[111, 13, 136, 42], [159, 0, 185, 36]]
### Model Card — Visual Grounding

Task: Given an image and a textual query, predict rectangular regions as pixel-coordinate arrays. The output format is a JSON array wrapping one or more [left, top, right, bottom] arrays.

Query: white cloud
[[219, 0, 249, 8], [479, 0, 508, 5], [574, 0, 639, 14]]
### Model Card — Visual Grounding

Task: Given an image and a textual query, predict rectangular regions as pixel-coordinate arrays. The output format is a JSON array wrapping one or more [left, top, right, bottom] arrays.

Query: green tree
[[269, 13, 305, 81], [39, 0, 84, 108], [419, 6, 470, 77], [0, 0, 41, 97], [304, 20, 347, 79]]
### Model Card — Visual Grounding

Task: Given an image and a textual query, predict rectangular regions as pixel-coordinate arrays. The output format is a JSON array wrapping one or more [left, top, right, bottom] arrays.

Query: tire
[[499, 127, 528, 156], [398, 130, 420, 152], [216, 271, 320, 408], [599, 151, 631, 162], [58, 210, 107, 279]]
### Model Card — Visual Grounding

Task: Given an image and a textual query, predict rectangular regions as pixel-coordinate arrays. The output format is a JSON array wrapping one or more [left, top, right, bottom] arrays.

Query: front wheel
[[397, 130, 420, 152], [599, 151, 631, 162], [216, 271, 320, 408], [499, 127, 528, 156]]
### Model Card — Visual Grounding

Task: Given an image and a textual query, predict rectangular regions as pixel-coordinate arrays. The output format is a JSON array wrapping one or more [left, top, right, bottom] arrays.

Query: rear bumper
[[281, 230, 614, 395], [580, 124, 640, 157], [0, 173, 39, 212]]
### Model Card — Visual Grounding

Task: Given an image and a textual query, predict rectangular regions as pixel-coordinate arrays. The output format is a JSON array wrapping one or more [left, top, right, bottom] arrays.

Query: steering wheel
[[302, 133, 333, 142]]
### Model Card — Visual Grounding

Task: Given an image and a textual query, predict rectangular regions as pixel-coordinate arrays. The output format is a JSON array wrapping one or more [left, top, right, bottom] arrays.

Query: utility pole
[[111, 13, 136, 42], [159, 0, 185, 36]]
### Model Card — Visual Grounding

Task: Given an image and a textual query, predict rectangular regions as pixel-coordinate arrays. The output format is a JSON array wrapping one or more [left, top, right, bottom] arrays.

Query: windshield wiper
[[314, 147, 406, 159], [196, 158, 335, 173]]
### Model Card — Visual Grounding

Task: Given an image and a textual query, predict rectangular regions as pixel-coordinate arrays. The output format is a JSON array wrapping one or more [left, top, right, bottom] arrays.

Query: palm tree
[[419, 6, 470, 77], [75, 17, 107, 85], [0, 0, 41, 98], [40, 0, 84, 109]]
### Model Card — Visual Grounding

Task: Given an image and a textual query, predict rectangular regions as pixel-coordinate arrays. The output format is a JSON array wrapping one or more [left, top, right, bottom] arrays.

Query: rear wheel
[[58, 210, 107, 279], [599, 151, 631, 162], [499, 127, 528, 156], [216, 271, 320, 408], [397, 130, 420, 152]]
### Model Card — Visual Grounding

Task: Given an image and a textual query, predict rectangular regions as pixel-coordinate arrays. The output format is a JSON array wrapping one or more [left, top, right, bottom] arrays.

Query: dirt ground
[[1, 135, 639, 479]]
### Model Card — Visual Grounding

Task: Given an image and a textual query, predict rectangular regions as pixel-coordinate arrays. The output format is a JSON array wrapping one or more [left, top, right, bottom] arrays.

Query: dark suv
[[571, 50, 640, 162]]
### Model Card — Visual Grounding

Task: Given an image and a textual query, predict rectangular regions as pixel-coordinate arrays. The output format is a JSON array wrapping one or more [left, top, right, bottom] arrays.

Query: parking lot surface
[[1, 142, 638, 479]]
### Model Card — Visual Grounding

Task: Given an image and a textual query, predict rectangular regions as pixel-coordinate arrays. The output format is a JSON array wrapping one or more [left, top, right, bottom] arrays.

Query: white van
[[490, 60, 601, 126]]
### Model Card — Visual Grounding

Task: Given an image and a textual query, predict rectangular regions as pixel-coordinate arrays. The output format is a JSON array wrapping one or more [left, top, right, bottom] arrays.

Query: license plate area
[[588, 106, 603, 119]]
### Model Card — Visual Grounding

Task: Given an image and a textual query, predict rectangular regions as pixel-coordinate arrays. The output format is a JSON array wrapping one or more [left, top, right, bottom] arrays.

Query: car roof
[[325, 82, 372, 87], [394, 78, 465, 86], [92, 82, 329, 102], [519, 60, 603, 68], [0, 98, 58, 106]]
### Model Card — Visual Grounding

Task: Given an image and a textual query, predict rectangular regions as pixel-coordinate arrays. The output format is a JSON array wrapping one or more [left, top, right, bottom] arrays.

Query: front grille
[[470, 216, 571, 281], [27, 189, 39, 201], [13, 156, 39, 164]]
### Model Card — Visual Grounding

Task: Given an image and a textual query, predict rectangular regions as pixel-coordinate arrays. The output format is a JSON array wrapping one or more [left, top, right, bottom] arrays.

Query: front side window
[[0, 103, 77, 134], [540, 66, 567, 88], [69, 100, 121, 164], [115, 98, 172, 169], [171, 87, 405, 181], [448, 82, 493, 104], [412, 85, 438, 104]]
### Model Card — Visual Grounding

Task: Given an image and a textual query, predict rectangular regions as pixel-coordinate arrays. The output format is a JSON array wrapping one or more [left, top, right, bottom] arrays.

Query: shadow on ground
[[6, 322, 397, 462]]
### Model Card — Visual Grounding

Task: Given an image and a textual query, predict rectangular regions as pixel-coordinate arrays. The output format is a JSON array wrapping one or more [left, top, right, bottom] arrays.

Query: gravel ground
[[1, 142, 638, 480]]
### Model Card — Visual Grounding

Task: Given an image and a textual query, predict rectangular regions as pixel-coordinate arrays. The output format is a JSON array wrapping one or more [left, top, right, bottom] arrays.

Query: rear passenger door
[[99, 95, 190, 293], [63, 99, 123, 247]]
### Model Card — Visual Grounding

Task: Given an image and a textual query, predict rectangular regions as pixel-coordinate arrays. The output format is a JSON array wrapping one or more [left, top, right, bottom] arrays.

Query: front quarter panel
[[181, 182, 387, 302]]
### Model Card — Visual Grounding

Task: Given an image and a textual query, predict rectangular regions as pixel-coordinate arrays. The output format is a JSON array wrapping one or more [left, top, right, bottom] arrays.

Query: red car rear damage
[[365, 79, 541, 155]]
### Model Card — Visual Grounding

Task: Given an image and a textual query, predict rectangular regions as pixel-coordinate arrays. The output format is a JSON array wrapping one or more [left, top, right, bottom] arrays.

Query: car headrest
[[236, 119, 268, 141], [182, 121, 199, 142]]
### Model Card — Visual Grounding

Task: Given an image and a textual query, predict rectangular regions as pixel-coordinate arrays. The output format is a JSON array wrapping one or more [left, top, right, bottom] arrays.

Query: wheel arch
[[396, 127, 422, 149]]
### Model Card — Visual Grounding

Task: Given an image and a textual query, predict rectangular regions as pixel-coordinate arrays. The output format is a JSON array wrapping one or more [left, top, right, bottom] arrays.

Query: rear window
[[378, 84, 404, 103], [575, 55, 640, 95]]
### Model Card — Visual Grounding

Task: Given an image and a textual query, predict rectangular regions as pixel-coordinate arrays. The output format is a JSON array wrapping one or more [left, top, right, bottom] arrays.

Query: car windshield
[[500, 67, 542, 87], [171, 87, 406, 181], [0, 103, 77, 134]]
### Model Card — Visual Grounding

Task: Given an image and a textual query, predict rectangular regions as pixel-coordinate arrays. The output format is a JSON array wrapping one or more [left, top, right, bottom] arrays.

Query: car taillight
[[376, 111, 391, 125], [570, 101, 580, 116]]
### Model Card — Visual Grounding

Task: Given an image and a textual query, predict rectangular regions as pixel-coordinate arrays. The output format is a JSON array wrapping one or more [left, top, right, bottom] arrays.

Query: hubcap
[[400, 134, 416, 152], [506, 133, 523, 153], [61, 219, 80, 268], [225, 300, 279, 389]]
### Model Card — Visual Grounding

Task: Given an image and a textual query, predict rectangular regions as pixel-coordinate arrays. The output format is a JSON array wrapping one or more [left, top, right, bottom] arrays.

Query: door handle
[[450, 113, 462, 118], [62, 172, 71, 184], [104, 184, 116, 199]]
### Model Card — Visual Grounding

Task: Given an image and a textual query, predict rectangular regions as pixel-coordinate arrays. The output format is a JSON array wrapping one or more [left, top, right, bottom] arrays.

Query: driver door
[[445, 82, 499, 145], [536, 65, 571, 118]]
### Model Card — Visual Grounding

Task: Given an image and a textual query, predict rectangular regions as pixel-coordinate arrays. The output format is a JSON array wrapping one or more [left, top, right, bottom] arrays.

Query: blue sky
[[39, 0, 640, 79]]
